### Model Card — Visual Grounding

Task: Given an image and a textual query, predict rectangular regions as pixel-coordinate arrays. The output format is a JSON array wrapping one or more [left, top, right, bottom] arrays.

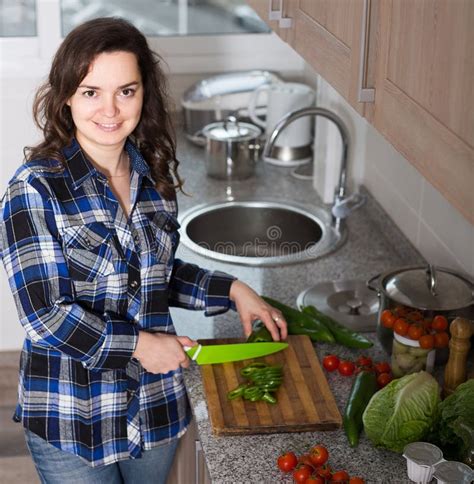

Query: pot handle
[[366, 273, 382, 295]]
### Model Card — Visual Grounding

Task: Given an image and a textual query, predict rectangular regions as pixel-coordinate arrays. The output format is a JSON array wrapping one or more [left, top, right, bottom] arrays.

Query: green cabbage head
[[362, 371, 440, 452]]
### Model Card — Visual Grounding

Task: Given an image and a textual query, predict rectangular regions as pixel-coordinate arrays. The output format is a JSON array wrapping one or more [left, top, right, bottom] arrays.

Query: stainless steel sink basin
[[179, 200, 345, 266]]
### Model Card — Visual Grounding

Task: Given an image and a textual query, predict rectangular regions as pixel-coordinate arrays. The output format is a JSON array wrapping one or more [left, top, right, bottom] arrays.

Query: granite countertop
[[172, 124, 426, 483]]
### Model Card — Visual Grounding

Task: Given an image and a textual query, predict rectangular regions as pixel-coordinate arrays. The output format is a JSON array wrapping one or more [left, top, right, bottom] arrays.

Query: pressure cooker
[[367, 265, 474, 355]]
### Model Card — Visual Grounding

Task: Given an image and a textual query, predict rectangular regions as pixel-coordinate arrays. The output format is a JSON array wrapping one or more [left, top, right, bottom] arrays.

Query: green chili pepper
[[227, 384, 248, 400], [261, 392, 277, 404], [240, 362, 268, 377], [246, 320, 273, 343], [262, 296, 335, 343], [302, 305, 373, 349]]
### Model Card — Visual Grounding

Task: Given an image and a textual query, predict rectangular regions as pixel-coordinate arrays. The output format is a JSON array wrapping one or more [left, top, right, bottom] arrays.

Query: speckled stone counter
[[172, 124, 425, 483]]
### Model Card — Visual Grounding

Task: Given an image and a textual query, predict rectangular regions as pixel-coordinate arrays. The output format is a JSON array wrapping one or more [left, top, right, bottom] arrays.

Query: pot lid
[[382, 265, 473, 310], [202, 117, 261, 142]]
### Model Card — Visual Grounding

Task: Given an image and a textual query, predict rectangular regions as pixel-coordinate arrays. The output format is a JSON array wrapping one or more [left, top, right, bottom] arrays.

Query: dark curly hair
[[25, 17, 183, 199]]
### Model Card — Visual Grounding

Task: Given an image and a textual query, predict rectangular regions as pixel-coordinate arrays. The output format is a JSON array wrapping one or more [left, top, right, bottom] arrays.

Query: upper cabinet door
[[288, 0, 367, 114], [373, 0, 474, 224]]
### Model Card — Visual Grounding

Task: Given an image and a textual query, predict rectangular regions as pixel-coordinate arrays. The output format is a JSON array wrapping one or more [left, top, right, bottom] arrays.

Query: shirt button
[[130, 280, 139, 289]]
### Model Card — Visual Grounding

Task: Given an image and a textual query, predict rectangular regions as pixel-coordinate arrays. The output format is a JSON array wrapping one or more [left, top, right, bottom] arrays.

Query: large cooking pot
[[367, 265, 474, 355], [201, 117, 262, 180]]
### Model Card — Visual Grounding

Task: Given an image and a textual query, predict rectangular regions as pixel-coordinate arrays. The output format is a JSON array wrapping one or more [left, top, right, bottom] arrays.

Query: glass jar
[[391, 333, 435, 378]]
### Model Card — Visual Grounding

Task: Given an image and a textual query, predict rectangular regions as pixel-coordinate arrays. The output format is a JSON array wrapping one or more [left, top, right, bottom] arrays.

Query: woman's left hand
[[229, 280, 287, 341]]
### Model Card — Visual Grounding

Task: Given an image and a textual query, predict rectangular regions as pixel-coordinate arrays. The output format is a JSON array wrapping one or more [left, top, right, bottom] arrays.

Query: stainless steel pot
[[201, 117, 262, 180], [367, 265, 474, 355]]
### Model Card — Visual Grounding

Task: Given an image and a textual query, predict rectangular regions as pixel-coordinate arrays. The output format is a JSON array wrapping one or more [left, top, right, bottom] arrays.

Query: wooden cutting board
[[199, 335, 342, 436]]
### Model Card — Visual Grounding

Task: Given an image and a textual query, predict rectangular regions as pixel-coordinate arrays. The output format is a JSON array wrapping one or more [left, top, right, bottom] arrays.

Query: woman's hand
[[229, 280, 287, 341], [132, 331, 197, 374]]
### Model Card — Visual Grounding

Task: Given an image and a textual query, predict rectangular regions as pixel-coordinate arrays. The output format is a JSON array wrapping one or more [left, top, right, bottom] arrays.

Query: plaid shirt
[[0, 138, 235, 467]]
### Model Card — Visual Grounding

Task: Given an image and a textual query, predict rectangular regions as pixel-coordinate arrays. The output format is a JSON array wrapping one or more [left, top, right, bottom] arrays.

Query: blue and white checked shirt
[[0, 138, 235, 467]]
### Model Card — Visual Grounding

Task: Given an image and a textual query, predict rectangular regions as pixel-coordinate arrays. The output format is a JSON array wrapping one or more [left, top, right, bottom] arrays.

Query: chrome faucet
[[263, 107, 365, 230]]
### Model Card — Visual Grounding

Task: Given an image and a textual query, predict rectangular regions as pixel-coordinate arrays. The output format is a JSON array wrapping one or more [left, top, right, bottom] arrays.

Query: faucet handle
[[331, 192, 366, 219]]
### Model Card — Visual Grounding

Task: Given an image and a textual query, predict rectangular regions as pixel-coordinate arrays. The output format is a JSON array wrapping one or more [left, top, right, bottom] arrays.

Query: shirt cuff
[[84, 312, 139, 371], [204, 271, 237, 316]]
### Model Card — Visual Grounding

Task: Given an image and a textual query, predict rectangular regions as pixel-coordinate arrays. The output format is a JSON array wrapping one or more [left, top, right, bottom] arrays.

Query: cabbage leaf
[[362, 371, 440, 452]]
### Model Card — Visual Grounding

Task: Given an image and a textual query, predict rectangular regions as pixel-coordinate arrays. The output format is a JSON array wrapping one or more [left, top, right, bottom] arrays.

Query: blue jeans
[[25, 429, 179, 484]]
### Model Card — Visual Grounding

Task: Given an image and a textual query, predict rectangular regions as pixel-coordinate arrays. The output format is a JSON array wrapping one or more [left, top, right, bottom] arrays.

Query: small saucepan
[[200, 116, 262, 181], [367, 265, 474, 355]]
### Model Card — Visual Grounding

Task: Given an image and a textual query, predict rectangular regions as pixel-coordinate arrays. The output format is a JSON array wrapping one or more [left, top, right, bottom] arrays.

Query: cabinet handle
[[268, 0, 293, 28], [358, 0, 375, 103], [269, 0, 282, 20]]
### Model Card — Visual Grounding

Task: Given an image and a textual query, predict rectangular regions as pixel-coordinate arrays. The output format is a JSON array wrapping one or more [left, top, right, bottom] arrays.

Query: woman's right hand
[[132, 331, 197, 374]]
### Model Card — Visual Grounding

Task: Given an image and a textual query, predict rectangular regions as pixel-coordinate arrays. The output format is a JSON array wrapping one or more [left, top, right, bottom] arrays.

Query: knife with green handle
[[184, 342, 288, 365]]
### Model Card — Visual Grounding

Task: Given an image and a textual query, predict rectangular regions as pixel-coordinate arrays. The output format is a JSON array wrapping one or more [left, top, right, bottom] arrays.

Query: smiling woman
[[0, 16, 287, 484]]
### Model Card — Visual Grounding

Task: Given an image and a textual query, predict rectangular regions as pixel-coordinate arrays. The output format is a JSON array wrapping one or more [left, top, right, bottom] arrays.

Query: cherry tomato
[[422, 319, 432, 332], [323, 354, 340, 372], [309, 445, 329, 467], [292, 464, 313, 483], [306, 475, 325, 484], [407, 310, 424, 322], [432, 315, 448, 332], [349, 478, 365, 484], [298, 454, 315, 469], [338, 360, 355, 376], [434, 331, 450, 348], [407, 324, 424, 340], [356, 355, 373, 368], [374, 361, 391, 375], [377, 372, 393, 388], [419, 334, 435, 349], [394, 318, 409, 336], [277, 451, 298, 473], [316, 464, 332, 479], [381, 309, 396, 329], [332, 470, 350, 482], [394, 306, 409, 318]]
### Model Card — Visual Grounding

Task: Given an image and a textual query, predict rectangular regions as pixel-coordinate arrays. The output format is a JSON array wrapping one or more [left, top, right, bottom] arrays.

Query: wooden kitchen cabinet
[[371, 0, 474, 224], [247, 0, 370, 114], [246, 0, 474, 223], [166, 419, 211, 484]]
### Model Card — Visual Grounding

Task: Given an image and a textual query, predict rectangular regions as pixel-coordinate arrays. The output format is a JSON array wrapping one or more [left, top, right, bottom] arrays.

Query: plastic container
[[391, 333, 435, 377], [433, 460, 474, 483], [403, 442, 444, 483]]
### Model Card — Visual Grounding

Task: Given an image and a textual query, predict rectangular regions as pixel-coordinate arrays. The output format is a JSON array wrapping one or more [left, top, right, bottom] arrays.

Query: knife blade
[[184, 342, 288, 365]]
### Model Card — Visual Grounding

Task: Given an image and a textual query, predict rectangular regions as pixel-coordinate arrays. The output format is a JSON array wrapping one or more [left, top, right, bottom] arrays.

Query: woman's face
[[67, 51, 144, 154]]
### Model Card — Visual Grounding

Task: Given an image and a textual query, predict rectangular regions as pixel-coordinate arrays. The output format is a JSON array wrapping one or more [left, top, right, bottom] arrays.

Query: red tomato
[[298, 454, 315, 469], [332, 470, 350, 482], [374, 362, 391, 375], [292, 464, 313, 483], [338, 360, 355, 376], [419, 334, 435, 349], [349, 478, 365, 484], [323, 354, 340, 372], [356, 355, 373, 368], [377, 372, 393, 388], [422, 319, 432, 332], [432, 315, 448, 332], [394, 318, 409, 336], [381, 309, 396, 328], [306, 475, 325, 484], [407, 310, 424, 322], [407, 324, 424, 340], [277, 451, 298, 473], [309, 445, 329, 467], [394, 306, 409, 318], [434, 331, 450, 348], [316, 464, 332, 479]]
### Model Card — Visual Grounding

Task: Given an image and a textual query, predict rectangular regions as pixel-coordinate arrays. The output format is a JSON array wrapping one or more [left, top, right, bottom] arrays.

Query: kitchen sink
[[178, 200, 345, 266]]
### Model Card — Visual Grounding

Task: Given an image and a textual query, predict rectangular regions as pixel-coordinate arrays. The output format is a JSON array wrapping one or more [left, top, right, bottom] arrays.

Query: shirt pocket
[[145, 212, 180, 270], [62, 222, 116, 282]]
